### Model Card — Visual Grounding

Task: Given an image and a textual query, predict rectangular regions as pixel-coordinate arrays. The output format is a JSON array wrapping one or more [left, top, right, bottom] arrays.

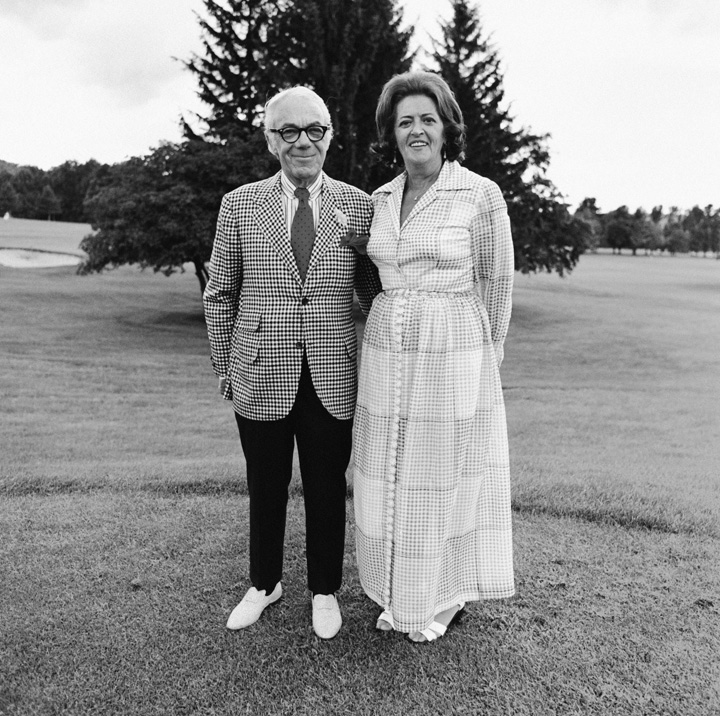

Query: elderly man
[[203, 86, 380, 639]]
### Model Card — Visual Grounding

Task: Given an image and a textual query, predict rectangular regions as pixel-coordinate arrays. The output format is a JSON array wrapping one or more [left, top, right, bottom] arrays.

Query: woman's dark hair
[[373, 71, 466, 166]]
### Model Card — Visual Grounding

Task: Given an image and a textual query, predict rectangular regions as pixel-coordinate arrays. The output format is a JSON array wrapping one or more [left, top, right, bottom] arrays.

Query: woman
[[353, 71, 515, 643]]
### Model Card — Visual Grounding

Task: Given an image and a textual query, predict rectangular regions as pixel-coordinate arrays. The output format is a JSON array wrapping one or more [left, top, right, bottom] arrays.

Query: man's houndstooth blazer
[[203, 170, 382, 421]]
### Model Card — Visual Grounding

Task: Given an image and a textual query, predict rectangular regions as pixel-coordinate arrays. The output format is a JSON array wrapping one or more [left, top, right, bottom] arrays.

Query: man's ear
[[264, 131, 278, 158]]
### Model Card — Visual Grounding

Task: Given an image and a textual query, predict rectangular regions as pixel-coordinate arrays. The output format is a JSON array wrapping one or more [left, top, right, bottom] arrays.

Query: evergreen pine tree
[[183, 0, 413, 190], [431, 0, 586, 275], [184, 0, 291, 140], [278, 0, 414, 189]]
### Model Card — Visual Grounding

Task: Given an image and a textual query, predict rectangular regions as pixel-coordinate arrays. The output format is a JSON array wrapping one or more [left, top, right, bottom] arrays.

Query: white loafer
[[312, 593, 342, 639], [226, 583, 282, 630]]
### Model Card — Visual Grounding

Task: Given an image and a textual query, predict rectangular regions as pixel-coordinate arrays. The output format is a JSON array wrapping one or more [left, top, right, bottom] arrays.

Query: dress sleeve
[[471, 179, 514, 366], [202, 193, 243, 377]]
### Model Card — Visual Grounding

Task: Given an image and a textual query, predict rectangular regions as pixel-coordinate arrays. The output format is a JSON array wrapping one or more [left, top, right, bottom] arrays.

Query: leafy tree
[[574, 198, 603, 251], [79, 136, 275, 294], [665, 226, 690, 255], [650, 205, 664, 224], [683, 204, 720, 256], [0, 178, 20, 216], [604, 205, 634, 254], [631, 207, 664, 255], [648, 205, 668, 253], [38, 185, 62, 220], [704, 206, 720, 257], [48, 160, 103, 223], [683, 206, 704, 254], [10, 166, 46, 219], [663, 207, 689, 255], [0, 159, 20, 175], [430, 0, 586, 275]]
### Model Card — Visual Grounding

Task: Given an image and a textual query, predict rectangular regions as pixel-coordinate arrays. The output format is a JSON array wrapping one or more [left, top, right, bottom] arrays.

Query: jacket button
[[295, 341, 303, 349], [301, 297, 309, 305]]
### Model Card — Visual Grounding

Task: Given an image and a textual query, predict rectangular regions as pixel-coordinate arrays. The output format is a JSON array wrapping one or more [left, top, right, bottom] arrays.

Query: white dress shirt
[[280, 172, 322, 236]]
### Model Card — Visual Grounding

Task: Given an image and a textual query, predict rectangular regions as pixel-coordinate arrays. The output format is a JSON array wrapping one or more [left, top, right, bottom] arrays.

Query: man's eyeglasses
[[268, 125, 330, 144]]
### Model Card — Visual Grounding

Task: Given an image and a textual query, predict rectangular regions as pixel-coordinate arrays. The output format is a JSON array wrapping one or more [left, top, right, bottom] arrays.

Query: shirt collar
[[280, 172, 323, 201]]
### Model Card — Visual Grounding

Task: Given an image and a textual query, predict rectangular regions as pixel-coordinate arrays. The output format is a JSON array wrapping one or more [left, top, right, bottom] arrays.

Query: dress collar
[[373, 160, 472, 198]]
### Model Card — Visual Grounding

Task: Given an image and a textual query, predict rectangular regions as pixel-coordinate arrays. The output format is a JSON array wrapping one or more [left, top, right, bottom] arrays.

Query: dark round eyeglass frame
[[268, 125, 330, 143]]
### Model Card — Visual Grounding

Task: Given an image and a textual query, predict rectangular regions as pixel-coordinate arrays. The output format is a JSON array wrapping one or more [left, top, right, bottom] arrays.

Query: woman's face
[[393, 94, 445, 171]]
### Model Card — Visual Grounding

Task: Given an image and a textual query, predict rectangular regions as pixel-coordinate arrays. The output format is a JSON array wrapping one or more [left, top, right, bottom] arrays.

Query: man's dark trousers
[[235, 355, 352, 596]]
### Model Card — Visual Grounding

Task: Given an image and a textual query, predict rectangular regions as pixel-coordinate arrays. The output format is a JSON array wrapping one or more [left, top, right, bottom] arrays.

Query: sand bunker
[[0, 248, 83, 268]]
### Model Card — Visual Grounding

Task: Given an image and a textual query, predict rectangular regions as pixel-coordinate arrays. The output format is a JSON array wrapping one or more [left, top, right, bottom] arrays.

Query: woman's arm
[[471, 179, 514, 366]]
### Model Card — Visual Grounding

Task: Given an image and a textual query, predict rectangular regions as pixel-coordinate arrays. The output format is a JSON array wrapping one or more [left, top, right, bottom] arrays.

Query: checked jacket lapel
[[305, 179, 343, 282], [254, 172, 349, 286], [254, 175, 302, 284]]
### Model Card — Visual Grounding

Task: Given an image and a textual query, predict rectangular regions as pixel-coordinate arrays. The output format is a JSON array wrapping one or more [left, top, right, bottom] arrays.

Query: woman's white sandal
[[409, 621, 447, 642], [408, 603, 465, 643], [376, 610, 395, 631]]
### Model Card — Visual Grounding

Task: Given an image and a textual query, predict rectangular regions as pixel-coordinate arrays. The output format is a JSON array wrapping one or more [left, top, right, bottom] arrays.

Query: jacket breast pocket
[[235, 310, 261, 365]]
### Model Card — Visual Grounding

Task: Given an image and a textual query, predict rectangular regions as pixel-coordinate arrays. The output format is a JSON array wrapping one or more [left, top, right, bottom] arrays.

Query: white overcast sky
[[0, 0, 718, 212]]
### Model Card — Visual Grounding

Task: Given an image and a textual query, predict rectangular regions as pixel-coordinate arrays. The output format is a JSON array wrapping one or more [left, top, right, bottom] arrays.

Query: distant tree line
[[574, 199, 720, 258], [0, 160, 103, 222]]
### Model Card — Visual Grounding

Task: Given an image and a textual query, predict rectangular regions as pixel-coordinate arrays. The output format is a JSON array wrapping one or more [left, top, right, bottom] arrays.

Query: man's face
[[266, 94, 331, 187]]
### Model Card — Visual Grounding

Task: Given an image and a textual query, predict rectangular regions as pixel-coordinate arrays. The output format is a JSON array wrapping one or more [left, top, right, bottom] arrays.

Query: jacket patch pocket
[[236, 310, 261, 365], [342, 328, 358, 362]]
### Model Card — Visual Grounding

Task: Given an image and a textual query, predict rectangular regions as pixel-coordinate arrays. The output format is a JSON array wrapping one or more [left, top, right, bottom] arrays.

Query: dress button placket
[[383, 290, 405, 610]]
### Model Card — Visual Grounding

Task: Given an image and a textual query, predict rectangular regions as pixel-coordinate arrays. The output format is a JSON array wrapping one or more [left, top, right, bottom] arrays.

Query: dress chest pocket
[[436, 225, 472, 266]]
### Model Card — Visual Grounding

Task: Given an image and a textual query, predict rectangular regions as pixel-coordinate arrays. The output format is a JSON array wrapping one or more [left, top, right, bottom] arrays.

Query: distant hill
[[0, 159, 21, 175]]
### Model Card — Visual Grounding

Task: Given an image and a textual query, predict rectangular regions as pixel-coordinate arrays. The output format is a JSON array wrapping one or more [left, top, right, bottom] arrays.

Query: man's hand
[[218, 376, 228, 395]]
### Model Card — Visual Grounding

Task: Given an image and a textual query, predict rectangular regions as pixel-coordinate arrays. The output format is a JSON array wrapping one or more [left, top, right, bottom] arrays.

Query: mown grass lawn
[[0, 217, 91, 255], [1, 227, 719, 715]]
